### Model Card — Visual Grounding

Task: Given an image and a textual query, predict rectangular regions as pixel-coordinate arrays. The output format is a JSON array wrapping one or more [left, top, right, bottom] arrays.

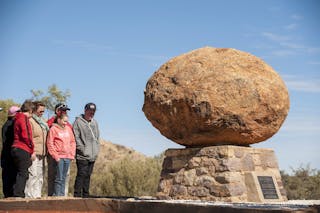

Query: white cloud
[[271, 50, 296, 57], [287, 81, 320, 93], [252, 43, 275, 50], [280, 112, 320, 133], [283, 75, 320, 93], [279, 42, 304, 49], [308, 61, 320, 65], [306, 47, 320, 54], [281, 121, 320, 132], [261, 32, 290, 42], [291, 14, 303, 20], [52, 39, 113, 52], [260, 32, 320, 57], [128, 53, 168, 62], [284, 23, 298, 30]]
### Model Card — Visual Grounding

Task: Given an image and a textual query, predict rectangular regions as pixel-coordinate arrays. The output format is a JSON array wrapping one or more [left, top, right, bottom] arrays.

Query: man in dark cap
[[73, 102, 100, 198]]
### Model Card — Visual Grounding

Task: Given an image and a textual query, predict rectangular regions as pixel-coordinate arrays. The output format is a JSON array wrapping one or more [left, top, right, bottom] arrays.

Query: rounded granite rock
[[143, 47, 290, 147]]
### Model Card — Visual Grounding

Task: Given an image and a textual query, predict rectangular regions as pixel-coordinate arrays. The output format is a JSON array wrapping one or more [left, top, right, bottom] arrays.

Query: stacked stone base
[[157, 146, 287, 202]]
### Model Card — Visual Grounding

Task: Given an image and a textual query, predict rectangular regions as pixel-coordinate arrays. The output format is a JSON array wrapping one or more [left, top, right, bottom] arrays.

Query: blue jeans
[[53, 158, 70, 196]]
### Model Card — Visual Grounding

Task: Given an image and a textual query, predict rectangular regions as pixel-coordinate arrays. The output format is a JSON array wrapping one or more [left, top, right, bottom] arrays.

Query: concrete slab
[[0, 197, 319, 213]]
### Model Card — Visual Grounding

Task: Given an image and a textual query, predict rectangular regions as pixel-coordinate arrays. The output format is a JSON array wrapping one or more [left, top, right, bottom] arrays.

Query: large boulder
[[142, 47, 290, 147]]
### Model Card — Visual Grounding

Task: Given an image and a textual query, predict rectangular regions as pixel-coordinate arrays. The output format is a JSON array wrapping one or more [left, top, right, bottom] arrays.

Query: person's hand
[[31, 153, 36, 161]]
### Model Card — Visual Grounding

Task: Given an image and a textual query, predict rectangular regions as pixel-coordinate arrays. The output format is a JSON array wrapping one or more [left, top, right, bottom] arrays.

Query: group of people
[[1, 100, 100, 198]]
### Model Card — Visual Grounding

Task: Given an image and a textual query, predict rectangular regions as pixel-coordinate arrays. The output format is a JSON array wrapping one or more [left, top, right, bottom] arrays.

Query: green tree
[[0, 99, 20, 132], [31, 84, 71, 115], [281, 164, 320, 200]]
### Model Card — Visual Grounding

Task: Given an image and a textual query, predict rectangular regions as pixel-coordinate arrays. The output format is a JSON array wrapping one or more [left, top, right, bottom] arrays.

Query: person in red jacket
[[11, 100, 35, 197], [46, 114, 75, 196]]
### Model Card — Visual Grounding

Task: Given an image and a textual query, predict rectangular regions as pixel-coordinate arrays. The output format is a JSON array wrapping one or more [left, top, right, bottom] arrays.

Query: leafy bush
[[281, 164, 320, 200], [90, 156, 162, 197]]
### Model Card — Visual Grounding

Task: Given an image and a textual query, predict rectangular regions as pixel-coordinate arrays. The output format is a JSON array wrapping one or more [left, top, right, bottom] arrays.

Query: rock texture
[[157, 146, 287, 202], [143, 47, 290, 146]]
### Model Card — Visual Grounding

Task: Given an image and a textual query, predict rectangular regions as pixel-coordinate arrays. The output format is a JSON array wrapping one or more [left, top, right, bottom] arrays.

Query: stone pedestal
[[157, 146, 287, 202]]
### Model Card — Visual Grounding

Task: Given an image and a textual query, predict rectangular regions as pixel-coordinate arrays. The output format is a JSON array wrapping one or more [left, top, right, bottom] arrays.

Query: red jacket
[[12, 112, 34, 154]]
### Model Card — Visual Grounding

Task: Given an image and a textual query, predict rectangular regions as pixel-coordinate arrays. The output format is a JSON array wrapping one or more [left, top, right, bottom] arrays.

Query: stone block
[[196, 167, 209, 176], [182, 169, 196, 186], [165, 148, 200, 157], [216, 158, 242, 172], [226, 183, 246, 196], [172, 157, 188, 170], [195, 175, 216, 188], [214, 172, 243, 184], [209, 184, 230, 197], [158, 179, 173, 194], [241, 153, 255, 171], [170, 185, 187, 196], [187, 157, 201, 169], [201, 157, 218, 167], [158, 146, 287, 202], [188, 186, 209, 197], [234, 147, 245, 158]]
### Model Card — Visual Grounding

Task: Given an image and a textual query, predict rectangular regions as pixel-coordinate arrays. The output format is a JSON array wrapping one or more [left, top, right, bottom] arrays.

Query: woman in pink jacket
[[46, 114, 75, 196]]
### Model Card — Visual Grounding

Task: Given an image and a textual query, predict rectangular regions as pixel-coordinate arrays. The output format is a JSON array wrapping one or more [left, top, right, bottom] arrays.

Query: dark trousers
[[1, 160, 17, 198], [74, 159, 95, 198], [11, 148, 31, 197], [47, 154, 57, 196]]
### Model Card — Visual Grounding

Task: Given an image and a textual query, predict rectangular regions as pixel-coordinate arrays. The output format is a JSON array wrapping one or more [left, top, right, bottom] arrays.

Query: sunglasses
[[58, 104, 67, 108]]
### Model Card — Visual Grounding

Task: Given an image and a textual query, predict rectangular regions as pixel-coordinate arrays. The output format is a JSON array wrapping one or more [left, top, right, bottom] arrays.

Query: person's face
[[58, 116, 68, 128], [35, 106, 45, 117], [84, 109, 95, 121], [56, 109, 67, 116]]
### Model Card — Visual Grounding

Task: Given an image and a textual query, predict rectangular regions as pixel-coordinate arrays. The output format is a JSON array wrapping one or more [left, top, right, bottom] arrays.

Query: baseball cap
[[84, 103, 96, 111], [8, 106, 21, 117], [55, 103, 70, 111]]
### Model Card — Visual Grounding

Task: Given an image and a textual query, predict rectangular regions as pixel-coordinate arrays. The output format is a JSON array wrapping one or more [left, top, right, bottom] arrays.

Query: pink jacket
[[46, 123, 76, 161]]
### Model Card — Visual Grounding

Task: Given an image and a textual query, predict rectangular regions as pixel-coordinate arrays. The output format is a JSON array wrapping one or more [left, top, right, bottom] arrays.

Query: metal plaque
[[257, 176, 279, 199]]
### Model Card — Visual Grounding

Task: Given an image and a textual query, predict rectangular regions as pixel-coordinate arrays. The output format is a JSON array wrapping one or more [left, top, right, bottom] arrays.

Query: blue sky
[[0, 0, 319, 171]]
